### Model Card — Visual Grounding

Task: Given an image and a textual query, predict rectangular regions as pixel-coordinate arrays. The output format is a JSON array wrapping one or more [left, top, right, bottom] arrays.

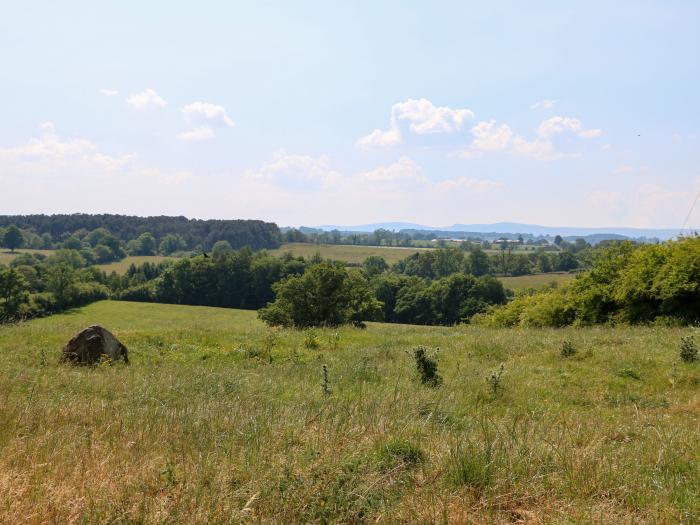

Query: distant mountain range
[[313, 222, 684, 240]]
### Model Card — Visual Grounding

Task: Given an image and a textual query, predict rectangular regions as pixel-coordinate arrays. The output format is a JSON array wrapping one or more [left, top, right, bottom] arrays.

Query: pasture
[[268, 242, 431, 264], [97, 255, 176, 274], [0, 249, 54, 265], [498, 272, 576, 291], [1, 301, 699, 523]]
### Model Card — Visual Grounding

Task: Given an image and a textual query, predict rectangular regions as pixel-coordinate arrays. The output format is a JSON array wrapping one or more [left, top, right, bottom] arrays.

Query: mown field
[[97, 255, 176, 274], [268, 242, 431, 264], [498, 272, 576, 291], [0, 249, 54, 265], [1, 301, 699, 523]]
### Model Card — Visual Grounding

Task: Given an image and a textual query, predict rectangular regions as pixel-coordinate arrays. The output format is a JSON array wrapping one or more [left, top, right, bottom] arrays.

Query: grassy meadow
[[498, 272, 576, 291], [97, 255, 176, 274], [1, 301, 700, 523], [268, 242, 432, 264], [0, 249, 54, 265]]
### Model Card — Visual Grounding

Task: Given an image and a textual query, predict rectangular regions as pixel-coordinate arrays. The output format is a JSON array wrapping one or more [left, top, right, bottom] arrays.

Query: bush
[[412, 346, 442, 387], [117, 283, 156, 302], [680, 336, 698, 363], [561, 340, 576, 358]]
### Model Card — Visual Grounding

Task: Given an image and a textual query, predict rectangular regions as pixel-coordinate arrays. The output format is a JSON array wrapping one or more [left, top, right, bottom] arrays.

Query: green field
[[498, 272, 576, 291], [97, 255, 175, 274], [1, 301, 699, 523], [269, 242, 431, 264], [0, 248, 54, 265]]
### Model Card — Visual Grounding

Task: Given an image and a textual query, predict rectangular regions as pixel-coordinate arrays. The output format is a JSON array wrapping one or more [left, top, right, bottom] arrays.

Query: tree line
[[476, 236, 700, 327], [0, 214, 281, 251]]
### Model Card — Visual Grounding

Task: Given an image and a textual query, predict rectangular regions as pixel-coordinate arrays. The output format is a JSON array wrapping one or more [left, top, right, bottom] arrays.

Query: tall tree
[[3, 225, 24, 252]]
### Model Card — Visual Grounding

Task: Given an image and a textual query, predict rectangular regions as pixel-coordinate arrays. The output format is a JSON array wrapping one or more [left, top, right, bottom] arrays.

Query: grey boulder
[[61, 325, 129, 365]]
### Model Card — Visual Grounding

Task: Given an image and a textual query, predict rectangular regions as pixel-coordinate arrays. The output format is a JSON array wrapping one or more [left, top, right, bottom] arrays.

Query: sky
[[1, 1, 699, 229]]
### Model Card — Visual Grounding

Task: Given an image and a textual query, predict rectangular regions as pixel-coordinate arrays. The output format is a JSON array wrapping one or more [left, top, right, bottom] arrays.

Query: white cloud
[[461, 115, 601, 160], [537, 116, 601, 139], [246, 150, 342, 189], [512, 136, 560, 161], [125, 89, 167, 110], [181, 102, 234, 128], [355, 156, 426, 184], [392, 98, 474, 134], [357, 98, 474, 147], [0, 122, 188, 185], [531, 99, 557, 110], [356, 127, 401, 148], [469, 120, 514, 154], [178, 127, 215, 142], [99, 88, 119, 97]]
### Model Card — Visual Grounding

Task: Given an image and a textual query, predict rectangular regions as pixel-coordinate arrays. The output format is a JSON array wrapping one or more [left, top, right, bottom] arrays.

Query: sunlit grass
[[1, 300, 699, 523]]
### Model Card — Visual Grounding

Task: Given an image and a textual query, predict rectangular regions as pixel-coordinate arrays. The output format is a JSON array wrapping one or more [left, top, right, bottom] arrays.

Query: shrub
[[561, 340, 576, 358], [486, 363, 505, 395], [304, 330, 320, 349], [680, 336, 698, 363], [412, 346, 442, 387], [117, 283, 156, 302]]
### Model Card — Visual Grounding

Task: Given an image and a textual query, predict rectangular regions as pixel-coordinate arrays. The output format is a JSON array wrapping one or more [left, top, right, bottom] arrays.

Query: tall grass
[[0, 301, 699, 523]]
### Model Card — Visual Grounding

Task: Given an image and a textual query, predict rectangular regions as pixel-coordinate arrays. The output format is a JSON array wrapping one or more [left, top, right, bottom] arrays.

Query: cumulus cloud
[[355, 156, 426, 184], [537, 116, 601, 139], [125, 89, 167, 110], [177, 127, 215, 142], [531, 99, 557, 110], [181, 102, 234, 128], [0, 122, 189, 185], [357, 98, 474, 147], [99, 88, 119, 97], [178, 102, 234, 141], [468, 120, 514, 154], [461, 115, 602, 160], [356, 127, 402, 148], [246, 151, 342, 189]]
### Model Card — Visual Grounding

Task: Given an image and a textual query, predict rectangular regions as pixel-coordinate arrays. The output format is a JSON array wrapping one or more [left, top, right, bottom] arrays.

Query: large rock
[[61, 325, 129, 365]]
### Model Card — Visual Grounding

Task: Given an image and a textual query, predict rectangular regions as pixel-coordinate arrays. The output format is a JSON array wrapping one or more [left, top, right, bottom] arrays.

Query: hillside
[[1, 300, 698, 523]]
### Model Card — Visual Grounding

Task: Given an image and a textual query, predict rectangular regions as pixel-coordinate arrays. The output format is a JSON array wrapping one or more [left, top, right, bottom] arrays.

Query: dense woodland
[[0, 214, 281, 252]]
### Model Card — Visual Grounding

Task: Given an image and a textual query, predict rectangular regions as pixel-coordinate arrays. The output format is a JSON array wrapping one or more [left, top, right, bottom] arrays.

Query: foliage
[[0, 266, 29, 320], [0, 213, 281, 250], [561, 340, 576, 358], [679, 336, 698, 363], [478, 237, 700, 327], [2, 225, 24, 252], [258, 263, 382, 328], [412, 346, 442, 387]]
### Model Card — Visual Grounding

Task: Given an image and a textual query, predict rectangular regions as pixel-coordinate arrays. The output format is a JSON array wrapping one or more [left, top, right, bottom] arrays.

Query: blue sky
[[1, 1, 699, 228]]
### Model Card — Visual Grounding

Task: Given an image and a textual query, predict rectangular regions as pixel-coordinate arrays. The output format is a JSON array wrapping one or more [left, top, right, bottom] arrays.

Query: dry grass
[[97, 255, 176, 274], [0, 249, 54, 265], [1, 301, 699, 523], [498, 272, 576, 291], [268, 242, 432, 264]]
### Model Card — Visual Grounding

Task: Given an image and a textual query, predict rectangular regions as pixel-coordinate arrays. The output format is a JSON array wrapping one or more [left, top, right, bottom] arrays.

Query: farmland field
[[97, 255, 175, 274], [498, 272, 576, 291], [0, 249, 54, 265], [1, 300, 699, 523], [268, 242, 431, 264]]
